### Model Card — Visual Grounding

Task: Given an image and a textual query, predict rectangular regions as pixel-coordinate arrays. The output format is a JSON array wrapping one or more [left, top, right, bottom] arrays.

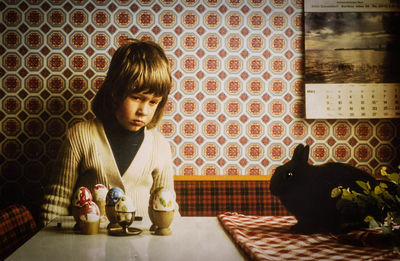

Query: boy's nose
[[137, 102, 150, 115]]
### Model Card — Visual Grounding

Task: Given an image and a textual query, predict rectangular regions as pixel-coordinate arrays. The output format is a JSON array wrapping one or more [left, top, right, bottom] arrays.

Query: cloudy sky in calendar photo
[[304, 12, 400, 84]]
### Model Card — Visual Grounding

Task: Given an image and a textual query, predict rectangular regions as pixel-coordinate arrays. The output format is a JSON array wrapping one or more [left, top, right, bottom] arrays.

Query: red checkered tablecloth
[[218, 212, 400, 261]]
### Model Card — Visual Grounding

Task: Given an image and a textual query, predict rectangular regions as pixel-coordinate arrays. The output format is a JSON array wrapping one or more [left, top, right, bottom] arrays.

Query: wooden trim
[[173, 175, 271, 181]]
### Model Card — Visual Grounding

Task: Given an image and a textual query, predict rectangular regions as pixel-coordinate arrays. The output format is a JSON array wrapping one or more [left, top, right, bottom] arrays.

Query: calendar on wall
[[306, 83, 400, 119], [304, 0, 400, 119]]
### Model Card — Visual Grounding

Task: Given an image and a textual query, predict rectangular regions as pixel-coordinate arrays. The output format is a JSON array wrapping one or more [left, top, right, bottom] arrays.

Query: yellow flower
[[381, 166, 388, 176], [341, 188, 353, 200], [379, 182, 388, 189], [374, 186, 383, 195], [331, 187, 342, 198], [364, 216, 374, 223]]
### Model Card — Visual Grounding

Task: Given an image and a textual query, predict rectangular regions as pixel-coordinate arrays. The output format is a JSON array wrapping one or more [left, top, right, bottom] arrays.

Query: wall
[[1, 0, 399, 222]]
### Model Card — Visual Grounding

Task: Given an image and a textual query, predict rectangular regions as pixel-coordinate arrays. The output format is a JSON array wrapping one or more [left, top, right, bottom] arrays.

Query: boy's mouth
[[131, 120, 144, 126]]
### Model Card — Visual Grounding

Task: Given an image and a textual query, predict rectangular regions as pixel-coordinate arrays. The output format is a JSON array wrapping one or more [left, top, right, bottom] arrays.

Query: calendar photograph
[[304, 0, 400, 119], [305, 8, 400, 84]]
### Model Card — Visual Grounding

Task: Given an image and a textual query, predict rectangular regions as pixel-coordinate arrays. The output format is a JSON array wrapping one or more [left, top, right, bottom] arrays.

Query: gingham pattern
[[218, 212, 400, 261], [0, 204, 38, 260], [175, 180, 289, 216]]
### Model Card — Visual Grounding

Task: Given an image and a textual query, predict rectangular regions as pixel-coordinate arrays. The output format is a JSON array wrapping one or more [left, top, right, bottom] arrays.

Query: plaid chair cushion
[[174, 180, 289, 216], [0, 204, 38, 260]]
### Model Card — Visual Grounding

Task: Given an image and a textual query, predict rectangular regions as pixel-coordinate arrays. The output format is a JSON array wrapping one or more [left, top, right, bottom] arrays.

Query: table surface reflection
[[7, 216, 245, 261]]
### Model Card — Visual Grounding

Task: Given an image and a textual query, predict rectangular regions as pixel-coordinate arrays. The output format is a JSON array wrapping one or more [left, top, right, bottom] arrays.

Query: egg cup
[[150, 209, 174, 236], [108, 211, 142, 236], [80, 220, 100, 235], [106, 205, 120, 229], [71, 206, 81, 231], [148, 206, 158, 232]]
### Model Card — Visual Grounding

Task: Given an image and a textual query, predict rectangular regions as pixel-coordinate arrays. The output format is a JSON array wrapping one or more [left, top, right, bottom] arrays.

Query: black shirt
[[102, 115, 145, 176]]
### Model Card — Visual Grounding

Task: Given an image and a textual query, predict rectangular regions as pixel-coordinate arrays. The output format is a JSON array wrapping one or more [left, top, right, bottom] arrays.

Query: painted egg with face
[[115, 195, 135, 223], [106, 187, 125, 206], [79, 201, 100, 222], [72, 186, 93, 207], [115, 195, 135, 212], [152, 188, 174, 211], [93, 184, 108, 201]]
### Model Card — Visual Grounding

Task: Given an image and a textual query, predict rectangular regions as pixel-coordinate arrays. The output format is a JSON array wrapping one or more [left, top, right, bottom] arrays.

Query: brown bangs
[[122, 40, 171, 99], [127, 57, 171, 99]]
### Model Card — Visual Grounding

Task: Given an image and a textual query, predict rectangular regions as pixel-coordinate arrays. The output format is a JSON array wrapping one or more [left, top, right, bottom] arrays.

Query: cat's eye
[[287, 172, 293, 178]]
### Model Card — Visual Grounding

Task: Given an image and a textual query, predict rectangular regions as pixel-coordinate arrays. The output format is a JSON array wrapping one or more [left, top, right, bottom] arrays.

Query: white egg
[[79, 201, 100, 222], [115, 195, 135, 212], [93, 184, 108, 201], [152, 188, 174, 211]]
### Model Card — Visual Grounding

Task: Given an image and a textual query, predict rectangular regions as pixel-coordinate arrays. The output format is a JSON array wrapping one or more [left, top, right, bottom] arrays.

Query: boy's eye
[[130, 95, 141, 100]]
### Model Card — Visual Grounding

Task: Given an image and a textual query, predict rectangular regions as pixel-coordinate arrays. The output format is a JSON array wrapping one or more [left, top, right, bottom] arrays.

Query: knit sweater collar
[[102, 113, 145, 175], [102, 113, 144, 138]]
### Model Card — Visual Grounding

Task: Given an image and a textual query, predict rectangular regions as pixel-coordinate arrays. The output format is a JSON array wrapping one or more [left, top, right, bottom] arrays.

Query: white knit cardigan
[[41, 118, 178, 224]]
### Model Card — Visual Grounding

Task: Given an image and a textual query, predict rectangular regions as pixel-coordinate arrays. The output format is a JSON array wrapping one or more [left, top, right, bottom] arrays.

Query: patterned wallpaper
[[0, 0, 399, 219]]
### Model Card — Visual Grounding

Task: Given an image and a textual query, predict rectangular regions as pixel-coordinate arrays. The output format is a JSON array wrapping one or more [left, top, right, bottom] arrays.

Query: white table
[[7, 216, 245, 261]]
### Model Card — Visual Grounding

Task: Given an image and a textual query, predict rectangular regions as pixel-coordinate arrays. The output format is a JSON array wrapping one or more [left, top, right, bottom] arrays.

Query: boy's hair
[[92, 39, 172, 129]]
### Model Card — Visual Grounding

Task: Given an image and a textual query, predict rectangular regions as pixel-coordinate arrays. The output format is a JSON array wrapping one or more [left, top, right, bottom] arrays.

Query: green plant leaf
[[331, 187, 342, 198], [388, 173, 400, 184], [335, 168, 400, 252], [356, 180, 370, 192], [382, 226, 392, 235]]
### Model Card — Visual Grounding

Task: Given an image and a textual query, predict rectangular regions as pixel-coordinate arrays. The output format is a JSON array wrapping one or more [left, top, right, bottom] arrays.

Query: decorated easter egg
[[72, 186, 92, 207], [106, 187, 125, 206], [93, 184, 108, 201], [152, 188, 174, 211], [115, 196, 135, 224], [115, 195, 135, 212], [79, 201, 100, 222]]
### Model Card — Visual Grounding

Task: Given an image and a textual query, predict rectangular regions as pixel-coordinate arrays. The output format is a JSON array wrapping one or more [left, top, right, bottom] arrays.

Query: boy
[[41, 39, 179, 224]]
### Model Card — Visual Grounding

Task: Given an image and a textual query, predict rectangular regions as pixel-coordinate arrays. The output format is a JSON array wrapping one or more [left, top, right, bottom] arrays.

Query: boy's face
[[115, 90, 162, 132]]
